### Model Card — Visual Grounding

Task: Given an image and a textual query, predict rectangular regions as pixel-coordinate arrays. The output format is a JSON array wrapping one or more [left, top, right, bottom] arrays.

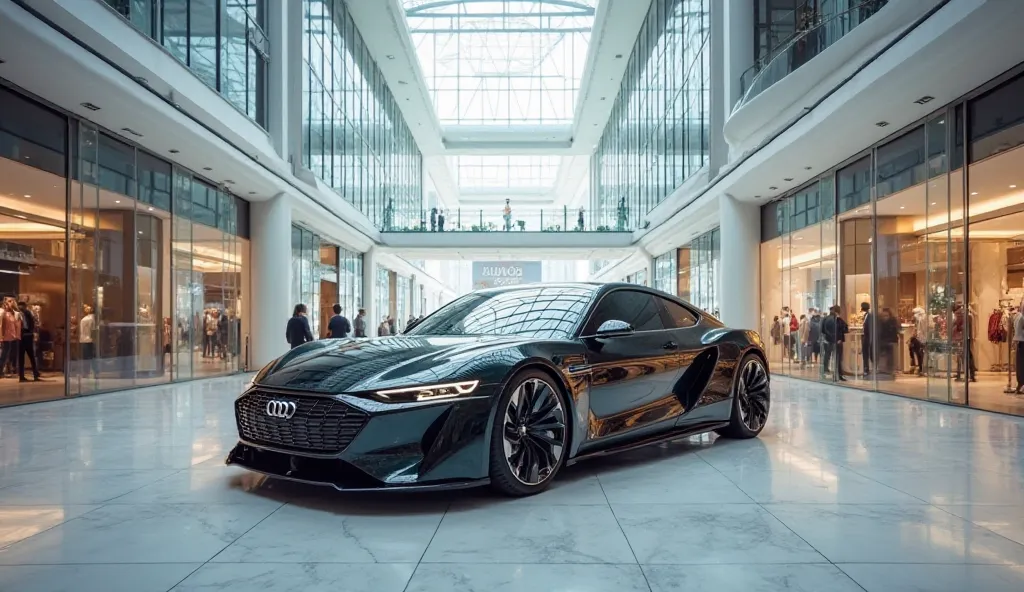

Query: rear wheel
[[489, 370, 569, 496], [716, 355, 770, 439]]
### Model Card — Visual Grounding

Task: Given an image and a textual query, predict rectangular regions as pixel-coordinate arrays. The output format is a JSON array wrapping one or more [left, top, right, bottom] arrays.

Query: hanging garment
[[988, 310, 1006, 342]]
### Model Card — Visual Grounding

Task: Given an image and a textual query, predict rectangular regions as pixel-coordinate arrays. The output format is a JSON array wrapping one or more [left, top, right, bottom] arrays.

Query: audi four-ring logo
[[265, 400, 297, 419]]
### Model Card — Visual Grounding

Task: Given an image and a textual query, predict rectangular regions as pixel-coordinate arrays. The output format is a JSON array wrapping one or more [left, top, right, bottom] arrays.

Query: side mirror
[[594, 319, 634, 338]]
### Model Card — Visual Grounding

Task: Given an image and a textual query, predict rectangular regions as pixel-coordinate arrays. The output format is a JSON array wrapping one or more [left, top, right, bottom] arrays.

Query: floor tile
[[172, 562, 415, 591], [0, 503, 278, 564], [853, 470, 1024, 505], [422, 504, 635, 564], [0, 564, 199, 592], [214, 499, 447, 564], [839, 563, 1024, 592], [765, 503, 1024, 564], [721, 465, 926, 504], [108, 466, 284, 507], [406, 563, 650, 592], [938, 504, 1024, 545], [598, 460, 752, 504], [0, 505, 99, 548], [0, 469, 178, 505], [612, 503, 824, 565], [643, 564, 864, 592]]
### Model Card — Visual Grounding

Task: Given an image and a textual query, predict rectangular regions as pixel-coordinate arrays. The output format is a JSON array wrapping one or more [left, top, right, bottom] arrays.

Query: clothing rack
[[999, 298, 1017, 394]]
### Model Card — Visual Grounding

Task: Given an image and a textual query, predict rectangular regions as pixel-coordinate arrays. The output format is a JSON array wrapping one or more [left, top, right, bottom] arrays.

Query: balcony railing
[[381, 207, 633, 233], [736, 0, 888, 110]]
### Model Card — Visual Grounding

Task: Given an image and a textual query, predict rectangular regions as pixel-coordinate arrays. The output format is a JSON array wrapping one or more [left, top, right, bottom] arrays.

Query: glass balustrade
[[736, 0, 888, 110], [381, 207, 633, 233]]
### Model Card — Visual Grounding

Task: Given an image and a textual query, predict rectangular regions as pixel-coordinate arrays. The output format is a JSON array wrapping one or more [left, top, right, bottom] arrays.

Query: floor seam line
[[597, 475, 652, 592], [401, 500, 450, 592]]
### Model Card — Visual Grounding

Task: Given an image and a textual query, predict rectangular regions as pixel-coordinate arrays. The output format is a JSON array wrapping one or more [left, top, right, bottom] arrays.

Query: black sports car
[[228, 283, 770, 496]]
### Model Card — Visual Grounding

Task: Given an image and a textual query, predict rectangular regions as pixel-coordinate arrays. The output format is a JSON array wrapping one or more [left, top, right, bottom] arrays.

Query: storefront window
[[290, 225, 362, 339], [674, 228, 721, 317], [653, 252, 676, 295], [757, 67, 1024, 416]]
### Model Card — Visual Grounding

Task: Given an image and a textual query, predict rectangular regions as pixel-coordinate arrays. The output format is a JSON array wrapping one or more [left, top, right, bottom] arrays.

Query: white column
[[267, 0, 301, 161], [250, 194, 293, 367], [724, 0, 755, 110], [361, 247, 378, 334], [719, 194, 760, 331], [708, 0, 727, 176]]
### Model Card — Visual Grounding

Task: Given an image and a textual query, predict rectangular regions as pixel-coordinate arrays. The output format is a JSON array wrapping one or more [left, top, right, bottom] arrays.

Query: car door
[[580, 289, 684, 442], [658, 298, 720, 419]]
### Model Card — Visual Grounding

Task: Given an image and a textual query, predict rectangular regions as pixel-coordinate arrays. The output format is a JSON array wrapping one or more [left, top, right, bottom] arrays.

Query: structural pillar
[[719, 194, 760, 331], [250, 194, 293, 367], [361, 247, 378, 335], [267, 0, 302, 161]]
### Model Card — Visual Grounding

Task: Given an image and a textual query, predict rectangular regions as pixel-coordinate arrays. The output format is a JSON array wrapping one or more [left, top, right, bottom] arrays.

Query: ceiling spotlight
[[600, 97, 606, 101], [203, 167, 213, 171], [248, 191, 256, 195], [914, 95, 935, 105], [169, 149, 179, 154], [938, 120, 945, 124], [784, 178, 793, 182], [135, 76, 148, 84], [115, 200, 121, 204], [875, 121, 889, 127], [931, 202, 937, 206], [398, 80, 408, 85], [971, 191, 978, 195], [754, 195, 761, 198], [385, 54, 395, 60], [23, 194, 30, 198], [14, 215, 26, 219], [147, 206, 153, 211], [614, 54, 623, 59], [804, 166, 812, 170], [223, 180, 235, 185], [899, 206, 905, 209], [1011, 185, 1017, 188], [80, 102, 101, 111], [121, 127, 143, 137], [769, 186, 778, 190], [0, 58, 5, 64]]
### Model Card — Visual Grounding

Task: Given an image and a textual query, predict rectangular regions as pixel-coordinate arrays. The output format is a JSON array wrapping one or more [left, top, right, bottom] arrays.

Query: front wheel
[[716, 355, 770, 439], [488, 370, 570, 496]]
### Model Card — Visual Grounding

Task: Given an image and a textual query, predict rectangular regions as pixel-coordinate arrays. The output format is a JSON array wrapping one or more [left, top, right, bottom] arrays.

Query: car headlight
[[375, 380, 479, 402]]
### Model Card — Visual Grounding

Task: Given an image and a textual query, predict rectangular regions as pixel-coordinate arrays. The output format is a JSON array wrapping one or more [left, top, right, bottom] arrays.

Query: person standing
[[798, 314, 809, 367], [378, 316, 391, 337], [808, 308, 822, 364], [577, 207, 585, 231], [354, 308, 367, 338], [326, 304, 351, 338], [430, 207, 438, 232], [286, 304, 314, 349], [407, 313, 416, 330], [503, 199, 512, 232], [438, 210, 446, 232], [860, 302, 873, 376], [0, 298, 20, 379], [17, 301, 40, 382], [1014, 306, 1024, 393], [387, 315, 397, 336]]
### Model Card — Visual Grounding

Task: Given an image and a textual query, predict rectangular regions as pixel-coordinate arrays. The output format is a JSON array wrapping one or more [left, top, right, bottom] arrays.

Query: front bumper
[[228, 387, 497, 490]]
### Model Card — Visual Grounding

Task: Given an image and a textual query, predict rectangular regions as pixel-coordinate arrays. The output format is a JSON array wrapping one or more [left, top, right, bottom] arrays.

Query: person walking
[[378, 316, 391, 337], [438, 210, 446, 232], [17, 301, 40, 382], [430, 207, 438, 232], [503, 199, 512, 232], [577, 207, 585, 231], [1015, 305, 1024, 393], [326, 304, 351, 338], [286, 304, 314, 349], [0, 298, 20, 379], [860, 302, 873, 376], [354, 308, 367, 338]]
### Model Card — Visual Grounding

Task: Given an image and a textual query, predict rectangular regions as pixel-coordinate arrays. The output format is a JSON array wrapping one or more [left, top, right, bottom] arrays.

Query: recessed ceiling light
[[23, 194, 30, 198], [138, 230, 143, 235], [169, 149, 179, 154], [875, 121, 889, 127], [115, 200, 121, 204], [398, 80, 408, 85], [931, 202, 937, 205], [386, 55, 395, 60], [614, 54, 623, 59], [899, 206, 905, 209], [754, 195, 761, 198], [600, 97, 606, 101], [14, 215, 26, 219], [769, 186, 777, 190], [248, 191, 256, 195], [914, 95, 935, 105], [147, 206, 153, 211], [80, 102, 101, 111], [0, 58, 5, 65], [203, 167, 212, 171], [1011, 185, 1017, 188], [804, 166, 812, 170], [794, 236, 803, 240], [223, 180, 235, 185], [784, 178, 793, 181], [971, 191, 978, 195], [135, 76, 148, 84], [121, 127, 143, 137]]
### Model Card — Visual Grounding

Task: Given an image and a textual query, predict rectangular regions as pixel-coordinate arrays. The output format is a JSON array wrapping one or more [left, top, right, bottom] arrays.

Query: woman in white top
[[1014, 307, 1024, 393]]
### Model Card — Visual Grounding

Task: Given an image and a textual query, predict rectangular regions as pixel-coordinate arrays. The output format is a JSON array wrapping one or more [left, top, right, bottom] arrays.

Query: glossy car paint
[[228, 283, 768, 491]]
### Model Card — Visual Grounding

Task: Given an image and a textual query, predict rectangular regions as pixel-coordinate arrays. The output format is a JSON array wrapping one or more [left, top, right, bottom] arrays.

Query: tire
[[488, 369, 570, 496], [716, 354, 771, 439]]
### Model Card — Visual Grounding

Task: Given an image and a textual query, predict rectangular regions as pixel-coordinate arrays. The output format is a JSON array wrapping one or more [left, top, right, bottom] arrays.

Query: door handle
[[662, 341, 678, 350]]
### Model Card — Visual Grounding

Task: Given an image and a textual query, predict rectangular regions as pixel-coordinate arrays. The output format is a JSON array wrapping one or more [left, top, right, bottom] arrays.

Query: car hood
[[255, 335, 535, 393]]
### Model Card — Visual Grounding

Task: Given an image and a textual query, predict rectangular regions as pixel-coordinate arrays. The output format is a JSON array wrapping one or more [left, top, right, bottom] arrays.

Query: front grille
[[235, 390, 369, 454]]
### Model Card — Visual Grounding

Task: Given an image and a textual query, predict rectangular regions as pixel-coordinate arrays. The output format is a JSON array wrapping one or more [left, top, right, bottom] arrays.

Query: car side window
[[585, 290, 667, 334], [660, 298, 699, 328]]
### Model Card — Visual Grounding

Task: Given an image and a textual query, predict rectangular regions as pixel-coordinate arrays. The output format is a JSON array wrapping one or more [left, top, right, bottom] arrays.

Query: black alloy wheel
[[489, 371, 569, 496], [717, 355, 770, 439]]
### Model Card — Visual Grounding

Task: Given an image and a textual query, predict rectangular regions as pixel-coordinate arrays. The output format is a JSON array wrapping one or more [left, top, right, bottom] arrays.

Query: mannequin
[[80, 304, 97, 378]]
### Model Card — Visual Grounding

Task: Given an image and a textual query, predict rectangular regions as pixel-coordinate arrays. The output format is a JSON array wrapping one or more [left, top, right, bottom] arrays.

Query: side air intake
[[676, 348, 719, 412]]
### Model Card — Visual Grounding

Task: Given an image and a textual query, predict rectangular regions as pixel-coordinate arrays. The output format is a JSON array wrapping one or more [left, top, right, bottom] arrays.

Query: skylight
[[403, 0, 596, 126], [454, 155, 562, 190]]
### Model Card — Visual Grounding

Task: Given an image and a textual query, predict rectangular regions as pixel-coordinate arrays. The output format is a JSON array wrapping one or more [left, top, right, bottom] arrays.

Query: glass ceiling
[[453, 155, 562, 190], [403, 0, 596, 126]]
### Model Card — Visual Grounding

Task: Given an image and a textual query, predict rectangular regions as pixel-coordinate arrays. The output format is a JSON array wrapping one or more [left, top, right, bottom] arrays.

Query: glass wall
[[591, 0, 711, 231], [0, 84, 249, 406], [375, 265, 390, 335], [290, 225, 363, 339], [653, 252, 677, 295], [102, 0, 269, 127], [302, 0, 423, 231], [759, 66, 1024, 416], [676, 227, 721, 317]]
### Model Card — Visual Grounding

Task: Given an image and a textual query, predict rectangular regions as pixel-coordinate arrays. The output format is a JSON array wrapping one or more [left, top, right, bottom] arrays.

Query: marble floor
[[1, 375, 1024, 591]]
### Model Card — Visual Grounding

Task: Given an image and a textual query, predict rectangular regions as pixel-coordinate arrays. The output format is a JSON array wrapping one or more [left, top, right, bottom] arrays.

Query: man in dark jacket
[[17, 301, 40, 382], [821, 305, 848, 381], [860, 301, 873, 376], [808, 308, 822, 363], [286, 304, 314, 349], [326, 304, 351, 338]]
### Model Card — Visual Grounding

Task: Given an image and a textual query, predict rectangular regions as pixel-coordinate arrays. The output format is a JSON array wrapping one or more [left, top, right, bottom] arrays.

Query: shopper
[[503, 199, 512, 232], [860, 302, 873, 376], [909, 307, 926, 375], [430, 207, 438, 232], [326, 304, 351, 338], [354, 308, 367, 338], [438, 210, 446, 232], [878, 308, 900, 379], [378, 317, 391, 337], [798, 314, 809, 367], [808, 308, 822, 363], [286, 304, 314, 349], [0, 298, 21, 379], [821, 305, 847, 381], [217, 310, 229, 359], [1015, 305, 1024, 393], [17, 301, 40, 382], [577, 207, 585, 231], [387, 315, 397, 335]]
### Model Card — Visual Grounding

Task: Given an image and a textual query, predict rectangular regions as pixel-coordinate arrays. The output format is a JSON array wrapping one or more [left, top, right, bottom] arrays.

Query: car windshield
[[406, 286, 594, 339]]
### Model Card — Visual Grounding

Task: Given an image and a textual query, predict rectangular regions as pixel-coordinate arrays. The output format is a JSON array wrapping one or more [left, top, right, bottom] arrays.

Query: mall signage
[[472, 261, 542, 289]]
